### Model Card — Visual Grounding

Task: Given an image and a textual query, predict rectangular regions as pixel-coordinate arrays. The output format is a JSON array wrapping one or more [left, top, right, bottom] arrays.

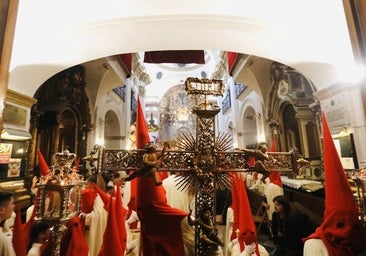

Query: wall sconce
[[269, 120, 280, 134]]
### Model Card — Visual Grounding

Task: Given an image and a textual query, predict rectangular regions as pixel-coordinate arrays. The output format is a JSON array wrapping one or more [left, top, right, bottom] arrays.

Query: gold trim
[[6, 89, 37, 108], [185, 77, 225, 96]]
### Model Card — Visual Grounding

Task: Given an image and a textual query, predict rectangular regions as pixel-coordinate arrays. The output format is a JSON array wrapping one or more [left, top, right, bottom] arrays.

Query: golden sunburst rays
[[175, 131, 196, 151], [174, 131, 233, 193], [175, 170, 199, 194], [215, 171, 232, 190], [214, 132, 233, 190], [215, 132, 233, 151]]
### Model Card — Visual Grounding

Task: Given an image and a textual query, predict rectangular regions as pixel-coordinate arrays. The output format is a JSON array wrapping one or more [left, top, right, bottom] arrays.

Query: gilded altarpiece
[[29, 65, 92, 175]]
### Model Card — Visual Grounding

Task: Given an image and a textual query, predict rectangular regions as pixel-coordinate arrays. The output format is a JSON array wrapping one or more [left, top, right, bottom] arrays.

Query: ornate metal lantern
[[35, 149, 84, 256]]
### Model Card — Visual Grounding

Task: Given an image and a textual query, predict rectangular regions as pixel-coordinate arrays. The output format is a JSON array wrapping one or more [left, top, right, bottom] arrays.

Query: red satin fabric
[[136, 176, 187, 256], [269, 171, 282, 187], [60, 216, 89, 256]]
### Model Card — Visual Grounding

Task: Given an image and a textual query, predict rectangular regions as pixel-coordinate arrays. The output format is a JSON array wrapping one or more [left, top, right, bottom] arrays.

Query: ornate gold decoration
[[185, 77, 224, 96], [89, 78, 303, 255], [36, 149, 84, 256]]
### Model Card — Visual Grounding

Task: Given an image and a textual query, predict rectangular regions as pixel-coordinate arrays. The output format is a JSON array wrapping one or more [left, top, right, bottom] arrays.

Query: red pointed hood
[[321, 112, 357, 214], [93, 183, 112, 211], [303, 112, 366, 255], [23, 195, 38, 247], [81, 187, 97, 213], [12, 207, 27, 256], [233, 173, 259, 255], [129, 95, 151, 213], [115, 181, 127, 252], [37, 150, 50, 176], [136, 96, 151, 149], [98, 194, 124, 256], [74, 157, 80, 170], [230, 175, 240, 241], [60, 216, 89, 256]]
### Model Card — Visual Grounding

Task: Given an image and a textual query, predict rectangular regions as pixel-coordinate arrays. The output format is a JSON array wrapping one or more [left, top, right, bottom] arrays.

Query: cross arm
[[101, 148, 197, 173], [159, 150, 196, 172], [102, 149, 144, 171], [215, 151, 248, 171], [266, 151, 299, 173]]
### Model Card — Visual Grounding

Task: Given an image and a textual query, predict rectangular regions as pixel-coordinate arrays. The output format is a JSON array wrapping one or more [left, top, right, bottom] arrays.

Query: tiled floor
[[257, 224, 276, 255]]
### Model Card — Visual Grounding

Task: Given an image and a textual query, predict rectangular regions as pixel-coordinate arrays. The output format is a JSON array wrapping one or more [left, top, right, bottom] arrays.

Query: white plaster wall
[[9, 0, 356, 98]]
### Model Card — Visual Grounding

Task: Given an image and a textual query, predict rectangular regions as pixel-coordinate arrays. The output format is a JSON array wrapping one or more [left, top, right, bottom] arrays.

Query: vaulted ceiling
[[8, 0, 362, 105]]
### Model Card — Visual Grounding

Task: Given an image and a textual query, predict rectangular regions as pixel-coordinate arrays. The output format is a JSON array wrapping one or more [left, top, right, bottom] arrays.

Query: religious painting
[[0, 143, 12, 164], [44, 190, 61, 218], [7, 158, 21, 178], [3, 103, 27, 128]]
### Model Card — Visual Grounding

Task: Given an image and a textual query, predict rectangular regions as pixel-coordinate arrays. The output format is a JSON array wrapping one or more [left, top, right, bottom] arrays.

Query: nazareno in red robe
[[136, 175, 187, 256]]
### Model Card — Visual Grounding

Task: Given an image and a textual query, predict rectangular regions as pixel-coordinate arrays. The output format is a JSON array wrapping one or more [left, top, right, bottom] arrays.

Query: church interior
[[1, 1, 366, 255]]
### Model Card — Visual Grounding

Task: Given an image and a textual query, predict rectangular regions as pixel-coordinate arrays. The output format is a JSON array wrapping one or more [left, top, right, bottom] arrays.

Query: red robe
[[136, 176, 187, 256], [268, 171, 282, 187], [60, 216, 89, 256], [80, 188, 97, 233]]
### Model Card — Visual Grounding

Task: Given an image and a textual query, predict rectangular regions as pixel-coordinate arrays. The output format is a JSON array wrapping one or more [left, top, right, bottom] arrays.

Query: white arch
[[9, 1, 354, 97], [236, 91, 265, 148]]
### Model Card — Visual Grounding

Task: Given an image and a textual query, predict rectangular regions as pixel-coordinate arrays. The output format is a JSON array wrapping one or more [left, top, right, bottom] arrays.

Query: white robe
[[162, 174, 194, 212], [84, 194, 108, 256], [226, 208, 269, 256], [122, 181, 131, 209], [163, 174, 196, 255], [225, 207, 234, 255], [26, 204, 34, 222], [27, 242, 42, 256], [230, 241, 269, 256], [125, 218, 140, 256], [0, 226, 16, 256], [180, 218, 195, 256], [263, 182, 283, 220], [303, 238, 329, 256]]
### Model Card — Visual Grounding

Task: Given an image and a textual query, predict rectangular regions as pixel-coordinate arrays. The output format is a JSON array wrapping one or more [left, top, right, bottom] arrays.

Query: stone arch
[[242, 106, 258, 148], [103, 110, 122, 149]]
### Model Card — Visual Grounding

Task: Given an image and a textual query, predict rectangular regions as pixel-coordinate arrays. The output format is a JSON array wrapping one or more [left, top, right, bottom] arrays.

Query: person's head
[[29, 220, 51, 245], [145, 142, 157, 153], [0, 191, 14, 223], [257, 142, 268, 153], [118, 171, 127, 187], [106, 180, 114, 194], [200, 206, 212, 219], [273, 195, 291, 217], [85, 175, 96, 188]]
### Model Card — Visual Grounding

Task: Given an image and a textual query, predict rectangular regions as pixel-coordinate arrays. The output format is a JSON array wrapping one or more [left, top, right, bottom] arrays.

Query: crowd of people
[[2, 112, 366, 256]]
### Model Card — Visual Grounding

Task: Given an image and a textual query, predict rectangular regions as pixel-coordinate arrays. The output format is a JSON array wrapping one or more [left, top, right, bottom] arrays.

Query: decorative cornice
[[314, 82, 357, 101], [6, 89, 37, 108], [131, 53, 152, 85], [211, 57, 229, 81]]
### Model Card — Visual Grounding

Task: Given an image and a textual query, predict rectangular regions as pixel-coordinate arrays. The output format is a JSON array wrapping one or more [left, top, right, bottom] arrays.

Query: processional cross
[[93, 78, 252, 255]]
